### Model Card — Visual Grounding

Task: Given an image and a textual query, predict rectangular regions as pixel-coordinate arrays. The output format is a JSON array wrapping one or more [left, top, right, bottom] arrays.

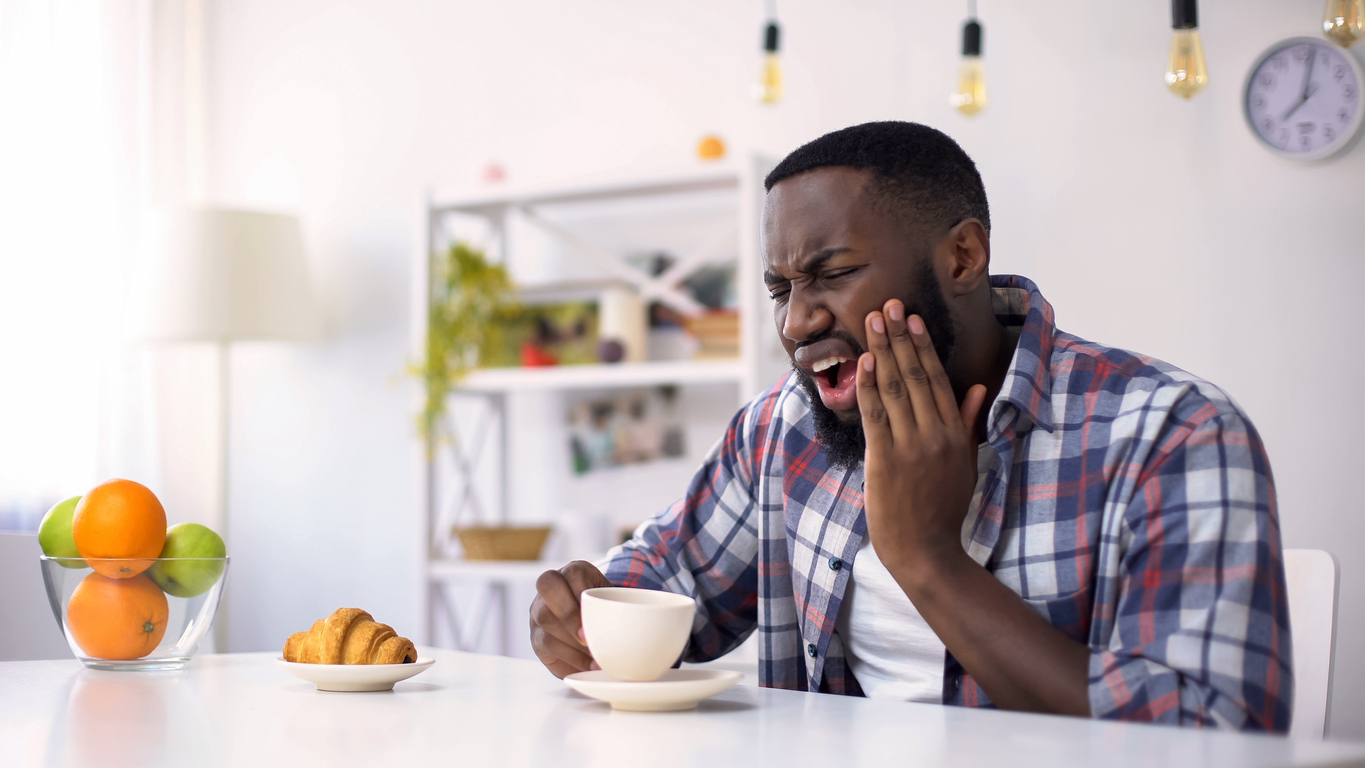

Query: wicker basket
[[454, 525, 553, 561]]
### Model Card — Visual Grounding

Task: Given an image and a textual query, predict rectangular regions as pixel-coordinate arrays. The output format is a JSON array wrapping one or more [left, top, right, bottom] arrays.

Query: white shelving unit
[[415, 158, 784, 654], [458, 359, 746, 392]]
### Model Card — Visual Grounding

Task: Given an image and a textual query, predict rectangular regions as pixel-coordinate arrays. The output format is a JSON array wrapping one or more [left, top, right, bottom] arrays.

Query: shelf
[[428, 559, 560, 581], [430, 166, 742, 215], [456, 359, 745, 393]]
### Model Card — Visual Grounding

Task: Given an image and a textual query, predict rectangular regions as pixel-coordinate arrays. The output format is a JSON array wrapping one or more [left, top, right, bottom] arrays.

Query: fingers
[[881, 300, 943, 424], [531, 561, 613, 678], [535, 568, 586, 640], [856, 352, 892, 451], [959, 383, 988, 438], [897, 304, 958, 423], [537, 561, 608, 628], [531, 621, 595, 677], [959, 383, 988, 465], [530, 590, 587, 653], [865, 308, 916, 431], [561, 560, 613, 594]]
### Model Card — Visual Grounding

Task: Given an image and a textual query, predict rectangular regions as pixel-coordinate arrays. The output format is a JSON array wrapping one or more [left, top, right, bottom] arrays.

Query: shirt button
[[807, 643, 818, 658], [828, 556, 842, 571]]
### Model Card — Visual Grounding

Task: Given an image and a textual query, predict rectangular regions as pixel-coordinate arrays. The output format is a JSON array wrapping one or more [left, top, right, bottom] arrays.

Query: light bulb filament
[[1323, 0, 1365, 47], [952, 58, 987, 115], [1166, 28, 1209, 98]]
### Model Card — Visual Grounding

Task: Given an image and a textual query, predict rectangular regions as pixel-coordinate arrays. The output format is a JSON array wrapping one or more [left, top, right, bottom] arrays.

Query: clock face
[[1244, 38, 1364, 161]]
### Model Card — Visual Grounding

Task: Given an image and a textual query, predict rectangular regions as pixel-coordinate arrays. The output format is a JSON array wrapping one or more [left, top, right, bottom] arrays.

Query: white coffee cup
[[580, 587, 696, 682]]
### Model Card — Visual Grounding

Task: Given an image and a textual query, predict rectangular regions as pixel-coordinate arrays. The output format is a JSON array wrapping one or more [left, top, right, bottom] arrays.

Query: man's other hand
[[529, 560, 613, 678]]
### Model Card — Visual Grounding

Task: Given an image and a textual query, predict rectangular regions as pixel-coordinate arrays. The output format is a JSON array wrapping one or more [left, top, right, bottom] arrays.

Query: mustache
[[794, 329, 866, 356]]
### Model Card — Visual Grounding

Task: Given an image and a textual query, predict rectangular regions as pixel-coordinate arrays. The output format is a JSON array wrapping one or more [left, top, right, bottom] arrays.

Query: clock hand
[[1302, 49, 1318, 102], [1283, 93, 1313, 120], [1283, 50, 1320, 121]]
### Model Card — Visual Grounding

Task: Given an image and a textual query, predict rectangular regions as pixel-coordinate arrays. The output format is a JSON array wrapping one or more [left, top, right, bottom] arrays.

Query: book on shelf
[[684, 310, 740, 360]]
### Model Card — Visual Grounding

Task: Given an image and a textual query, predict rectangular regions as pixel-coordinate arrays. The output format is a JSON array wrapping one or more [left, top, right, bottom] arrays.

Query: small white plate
[[564, 669, 742, 711], [274, 657, 435, 692]]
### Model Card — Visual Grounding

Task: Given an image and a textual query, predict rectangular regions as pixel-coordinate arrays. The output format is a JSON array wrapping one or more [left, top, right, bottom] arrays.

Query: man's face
[[761, 167, 956, 467]]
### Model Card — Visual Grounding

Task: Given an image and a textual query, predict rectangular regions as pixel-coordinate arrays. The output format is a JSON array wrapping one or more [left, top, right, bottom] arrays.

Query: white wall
[[205, 0, 1365, 737]]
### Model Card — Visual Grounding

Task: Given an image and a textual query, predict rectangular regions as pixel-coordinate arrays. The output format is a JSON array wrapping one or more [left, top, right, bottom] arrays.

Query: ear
[[941, 219, 990, 296]]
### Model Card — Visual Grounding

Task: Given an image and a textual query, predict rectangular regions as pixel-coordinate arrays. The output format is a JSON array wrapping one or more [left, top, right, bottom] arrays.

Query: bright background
[[2, 0, 1363, 738]]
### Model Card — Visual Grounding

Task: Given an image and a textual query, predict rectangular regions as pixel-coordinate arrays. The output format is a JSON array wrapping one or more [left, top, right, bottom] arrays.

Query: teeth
[[811, 356, 849, 373]]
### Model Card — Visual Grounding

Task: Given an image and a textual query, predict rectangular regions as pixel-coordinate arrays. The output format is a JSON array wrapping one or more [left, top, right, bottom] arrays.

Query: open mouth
[[810, 355, 859, 411]]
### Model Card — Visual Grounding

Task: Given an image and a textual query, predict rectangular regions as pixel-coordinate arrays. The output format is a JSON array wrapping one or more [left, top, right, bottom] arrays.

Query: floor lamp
[[135, 208, 319, 652]]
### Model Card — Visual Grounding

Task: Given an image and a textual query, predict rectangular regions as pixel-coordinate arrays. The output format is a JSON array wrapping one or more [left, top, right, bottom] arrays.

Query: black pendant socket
[[1171, 0, 1197, 29], [962, 20, 982, 57], [764, 22, 780, 53]]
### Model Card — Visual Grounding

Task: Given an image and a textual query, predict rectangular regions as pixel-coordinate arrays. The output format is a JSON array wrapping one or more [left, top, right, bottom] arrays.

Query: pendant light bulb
[[950, 20, 987, 116], [757, 21, 783, 104], [1323, 0, 1365, 47], [1165, 0, 1208, 98]]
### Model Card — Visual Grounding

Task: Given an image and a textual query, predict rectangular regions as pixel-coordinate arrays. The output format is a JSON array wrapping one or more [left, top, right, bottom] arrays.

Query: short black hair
[[764, 121, 990, 236]]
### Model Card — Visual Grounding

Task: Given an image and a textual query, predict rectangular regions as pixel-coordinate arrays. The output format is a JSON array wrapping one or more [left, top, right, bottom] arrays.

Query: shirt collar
[[985, 274, 1056, 441]]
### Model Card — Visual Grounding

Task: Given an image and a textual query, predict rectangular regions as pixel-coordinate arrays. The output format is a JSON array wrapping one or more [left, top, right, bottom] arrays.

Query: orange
[[72, 479, 166, 578], [697, 135, 726, 160], [66, 572, 169, 660]]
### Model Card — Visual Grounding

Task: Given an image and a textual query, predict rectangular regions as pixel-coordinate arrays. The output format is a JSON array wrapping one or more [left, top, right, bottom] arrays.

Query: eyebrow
[[763, 247, 856, 285]]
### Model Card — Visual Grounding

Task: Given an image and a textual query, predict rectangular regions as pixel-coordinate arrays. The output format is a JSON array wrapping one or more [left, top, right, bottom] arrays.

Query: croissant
[[283, 608, 417, 664]]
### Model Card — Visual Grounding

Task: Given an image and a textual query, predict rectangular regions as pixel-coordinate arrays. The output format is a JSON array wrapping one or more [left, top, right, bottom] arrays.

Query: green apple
[[147, 523, 226, 598], [38, 496, 86, 568]]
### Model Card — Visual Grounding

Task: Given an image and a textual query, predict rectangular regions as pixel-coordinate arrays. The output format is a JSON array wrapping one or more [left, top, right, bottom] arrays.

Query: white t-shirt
[[836, 444, 996, 702]]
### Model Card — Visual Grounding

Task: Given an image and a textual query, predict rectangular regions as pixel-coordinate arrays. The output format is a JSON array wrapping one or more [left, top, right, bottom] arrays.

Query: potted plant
[[411, 241, 515, 448]]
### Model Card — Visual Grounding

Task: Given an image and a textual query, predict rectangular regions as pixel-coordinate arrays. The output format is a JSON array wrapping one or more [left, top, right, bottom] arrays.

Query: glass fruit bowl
[[40, 556, 229, 671]]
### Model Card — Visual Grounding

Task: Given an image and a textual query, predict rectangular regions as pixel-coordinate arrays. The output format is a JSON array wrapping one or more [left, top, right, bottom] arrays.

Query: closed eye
[[822, 267, 860, 283]]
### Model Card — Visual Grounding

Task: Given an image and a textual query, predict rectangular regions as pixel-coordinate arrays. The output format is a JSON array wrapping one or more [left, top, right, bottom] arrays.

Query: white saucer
[[274, 657, 435, 692], [564, 669, 742, 711]]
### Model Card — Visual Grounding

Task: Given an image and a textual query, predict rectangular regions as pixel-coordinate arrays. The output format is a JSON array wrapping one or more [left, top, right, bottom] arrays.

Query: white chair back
[[0, 533, 72, 661], [1284, 548, 1339, 740]]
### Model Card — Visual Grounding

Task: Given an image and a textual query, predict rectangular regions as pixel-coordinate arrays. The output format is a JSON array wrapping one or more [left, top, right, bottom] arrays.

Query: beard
[[791, 261, 958, 471]]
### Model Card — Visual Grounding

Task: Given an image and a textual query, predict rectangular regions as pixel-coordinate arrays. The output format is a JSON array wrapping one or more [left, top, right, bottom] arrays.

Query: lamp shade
[[135, 208, 319, 342]]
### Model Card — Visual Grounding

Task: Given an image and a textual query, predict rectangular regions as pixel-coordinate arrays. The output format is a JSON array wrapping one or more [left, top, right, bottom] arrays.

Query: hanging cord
[[766, 0, 779, 21], [967, 0, 977, 20]]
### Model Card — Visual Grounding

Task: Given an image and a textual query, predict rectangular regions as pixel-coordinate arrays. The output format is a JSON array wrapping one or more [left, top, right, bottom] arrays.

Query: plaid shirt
[[601, 274, 1292, 731]]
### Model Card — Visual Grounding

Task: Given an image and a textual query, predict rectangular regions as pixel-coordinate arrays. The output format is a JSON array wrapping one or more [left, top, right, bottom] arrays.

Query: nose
[[780, 285, 833, 344]]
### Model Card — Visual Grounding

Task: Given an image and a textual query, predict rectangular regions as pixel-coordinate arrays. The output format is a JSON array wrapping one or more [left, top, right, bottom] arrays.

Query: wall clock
[[1243, 36, 1365, 162]]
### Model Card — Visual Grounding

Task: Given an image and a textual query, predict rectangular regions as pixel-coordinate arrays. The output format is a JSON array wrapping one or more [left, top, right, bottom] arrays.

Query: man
[[529, 121, 1292, 730]]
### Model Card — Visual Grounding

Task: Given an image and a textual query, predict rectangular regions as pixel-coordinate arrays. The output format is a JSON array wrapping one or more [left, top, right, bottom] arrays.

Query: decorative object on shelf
[[484, 301, 598, 369], [1243, 36, 1365, 162], [697, 135, 727, 160], [684, 309, 741, 360], [596, 339, 626, 363], [568, 387, 686, 475], [1324, 0, 1364, 47], [411, 241, 515, 445], [454, 525, 553, 561], [598, 287, 648, 364], [520, 341, 559, 367], [1166, 0, 1209, 99], [951, 1, 987, 116], [756, 0, 782, 104]]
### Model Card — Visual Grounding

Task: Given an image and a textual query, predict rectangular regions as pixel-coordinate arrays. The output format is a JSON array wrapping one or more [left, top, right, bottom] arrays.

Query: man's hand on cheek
[[856, 298, 988, 582]]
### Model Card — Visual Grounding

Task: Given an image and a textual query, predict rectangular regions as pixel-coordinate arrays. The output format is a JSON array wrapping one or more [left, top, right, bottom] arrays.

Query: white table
[[2, 650, 1363, 768]]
